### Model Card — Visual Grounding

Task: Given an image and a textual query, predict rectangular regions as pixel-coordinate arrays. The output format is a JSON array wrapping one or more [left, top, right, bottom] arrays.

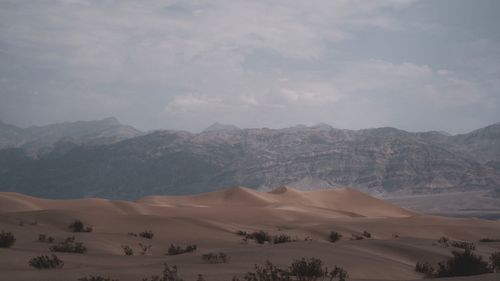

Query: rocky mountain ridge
[[0, 120, 498, 199]]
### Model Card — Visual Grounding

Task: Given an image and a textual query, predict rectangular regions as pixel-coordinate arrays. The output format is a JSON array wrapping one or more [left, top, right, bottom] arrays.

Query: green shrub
[[328, 231, 342, 243], [201, 252, 230, 264], [139, 230, 154, 239], [50, 236, 87, 253], [122, 245, 133, 256], [0, 231, 16, 248], [167, 244, 197, 255], [78, 276, 119, 281], [69, 220, 93, 233], [29, 254, 64, 269]]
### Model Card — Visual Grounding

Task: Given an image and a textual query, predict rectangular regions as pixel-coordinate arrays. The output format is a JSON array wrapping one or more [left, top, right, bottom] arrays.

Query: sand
[[1, 187, 499, 281]]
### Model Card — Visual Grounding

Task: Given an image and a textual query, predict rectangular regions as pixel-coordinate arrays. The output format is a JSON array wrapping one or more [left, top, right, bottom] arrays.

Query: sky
[[0, 0, 499, 134]]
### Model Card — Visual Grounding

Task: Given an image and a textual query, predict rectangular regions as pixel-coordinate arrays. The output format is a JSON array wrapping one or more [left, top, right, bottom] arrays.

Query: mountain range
[[0, 118, 499, 199]]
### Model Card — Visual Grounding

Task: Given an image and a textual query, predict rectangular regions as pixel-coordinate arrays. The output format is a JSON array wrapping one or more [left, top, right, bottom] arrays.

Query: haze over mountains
[[0, 118, 499, 200]]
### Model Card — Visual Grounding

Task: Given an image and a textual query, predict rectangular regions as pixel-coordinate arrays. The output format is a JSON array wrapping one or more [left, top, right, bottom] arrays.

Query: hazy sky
[[1, 0, 499, 133]]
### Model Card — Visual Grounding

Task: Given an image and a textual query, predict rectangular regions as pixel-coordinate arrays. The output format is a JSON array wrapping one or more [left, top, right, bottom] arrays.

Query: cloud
[[0, 0, 499, 133]]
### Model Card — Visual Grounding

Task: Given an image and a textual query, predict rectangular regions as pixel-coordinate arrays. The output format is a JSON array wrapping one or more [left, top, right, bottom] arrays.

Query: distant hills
[[0, 119, 499, 199]]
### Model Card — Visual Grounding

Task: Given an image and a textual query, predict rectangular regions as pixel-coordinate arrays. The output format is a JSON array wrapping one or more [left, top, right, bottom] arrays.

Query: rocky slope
[[0, 121, 498, 199]]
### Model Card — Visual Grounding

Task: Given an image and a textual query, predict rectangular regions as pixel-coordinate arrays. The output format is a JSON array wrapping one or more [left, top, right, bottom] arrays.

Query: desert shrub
[[246, 231, 272, 244], [244, 261, 291, 281], [479, 238, 500, 242], [362, 231, 371, 238], [241, 258, 348, 281], [415, 262, 435, 277], [38, 234, 55, 243], [122, 245, 134, 256], [289, 258, 325, 281], [139, 230, 154, 239], [490, 252, 500, 272], [69, 220, 93, 233], [435, 249, 491, 277], [350, 234, 363, 241], [329, 266, 348, 281], [437, 236, 450, 246], [235, 230, 248, 236], [328, 231, 342, 243], [0, 230, 16, 248], [50, 236, 87, 253], [128, 232, 138, 237], [139, 243, 152, 255], [437, 236, 475, 250], [273, 234, 294, 244], [142, 263, 184, 281], [196, 275, 206, 281], [78, 276, 119, 281], [201, 252, 230, 264], [29, 254, 64, 269], [167, 244, 197, 255]]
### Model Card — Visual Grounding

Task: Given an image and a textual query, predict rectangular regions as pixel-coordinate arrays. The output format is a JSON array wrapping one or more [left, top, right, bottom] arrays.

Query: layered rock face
[[0, 120, 498, 199]]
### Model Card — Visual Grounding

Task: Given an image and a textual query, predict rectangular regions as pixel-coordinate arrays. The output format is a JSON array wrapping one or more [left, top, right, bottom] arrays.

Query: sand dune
[[1, 187, 499, 281]]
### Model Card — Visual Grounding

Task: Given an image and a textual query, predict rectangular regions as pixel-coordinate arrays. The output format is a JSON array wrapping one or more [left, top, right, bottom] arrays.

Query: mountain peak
[[203, 122, 240, 132]]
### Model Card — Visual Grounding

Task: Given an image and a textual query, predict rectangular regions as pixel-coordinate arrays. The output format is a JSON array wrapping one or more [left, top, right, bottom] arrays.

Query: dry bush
[[50, 236, 87, 253], [0, 230, 16, 248], [201, 252, 230, 264], [29, 254, 64, 269]]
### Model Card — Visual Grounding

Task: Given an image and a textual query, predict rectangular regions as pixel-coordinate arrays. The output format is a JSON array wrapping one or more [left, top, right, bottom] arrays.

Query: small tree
[[328, 231, 342, 243], [0, 231, 16, 248], [29, 254, 64, 269]]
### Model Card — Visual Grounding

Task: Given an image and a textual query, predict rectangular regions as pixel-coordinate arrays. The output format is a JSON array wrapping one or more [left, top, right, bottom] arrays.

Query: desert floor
[[1, 187, 500, 281]]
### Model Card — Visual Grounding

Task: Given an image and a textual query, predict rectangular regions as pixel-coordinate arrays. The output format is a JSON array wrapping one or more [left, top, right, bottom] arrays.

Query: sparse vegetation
[[245, 231, 272, 244], [50, 236, 87, 253], [236, 258, 349, 281], [479, 238, 500, 242], [490, 252, 500, 273], [415, 261, 435, 277], [273, 234, 294, 244], [0, 230, 16, 248], [78, 276, 119, 281], [437, 236, 475, 250], [416, 249, 493, 277], [139, 230, 154, 239], [69, 219, 93, 233], [128, 232, 138, 237], [122, 245, 134, 256], [142, 263, 184, 281], [29, 254, 64, 269], [328, 231, 342, 243], [350, 234, 363, 241], [196, 274, 206, 281], [362, 231, 371, 238], [38, 234, 55, 243], [201, 252, 230, 264], [139, 243, 152, 255], [167, 244, 197, 255], [235, 230, 247, 236]]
